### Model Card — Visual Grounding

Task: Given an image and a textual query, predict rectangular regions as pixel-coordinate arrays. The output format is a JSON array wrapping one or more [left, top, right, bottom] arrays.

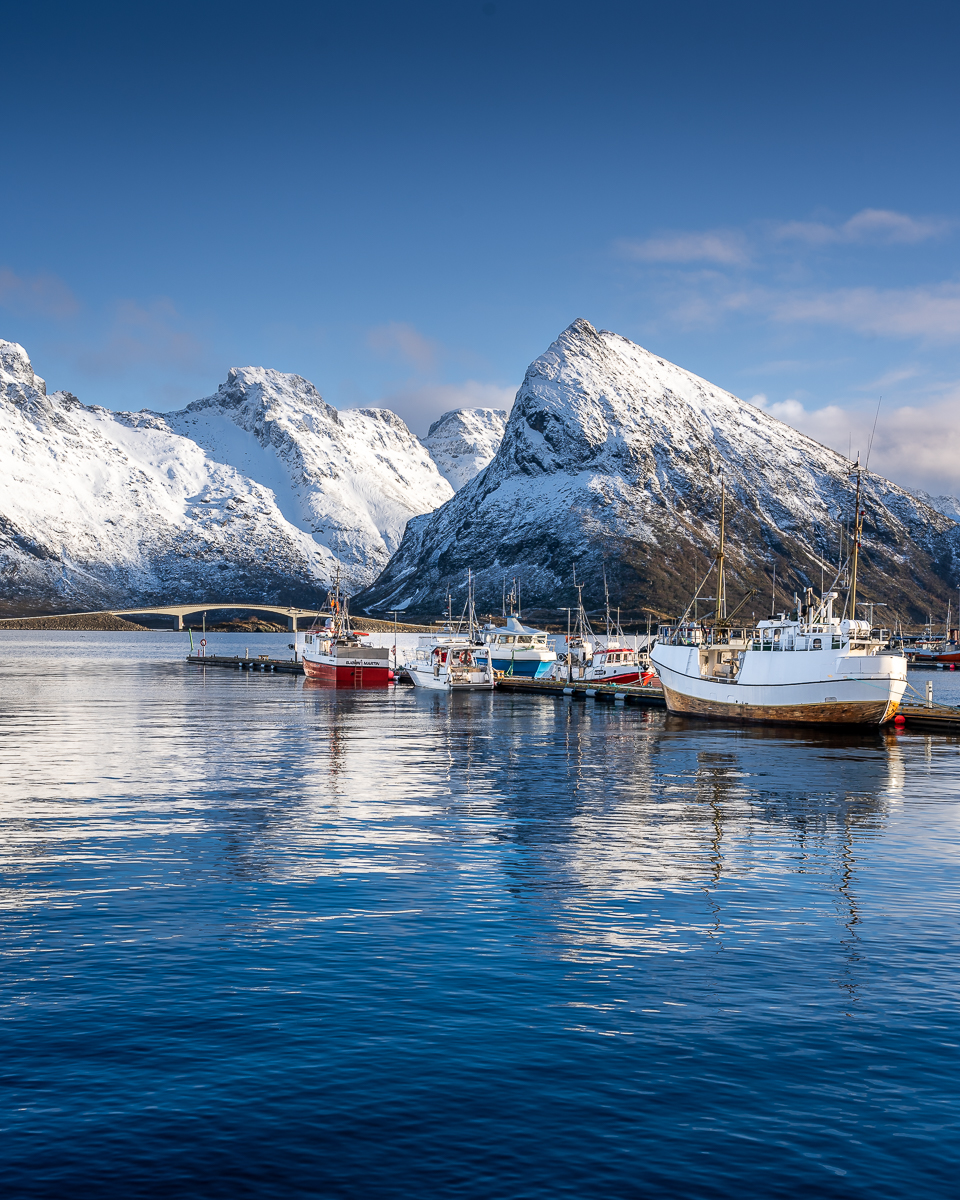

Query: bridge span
[[111, 603, 324, 631]]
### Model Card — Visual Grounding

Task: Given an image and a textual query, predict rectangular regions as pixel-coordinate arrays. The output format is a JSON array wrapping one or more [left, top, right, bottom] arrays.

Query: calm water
[[1, 632, 958, 1198]]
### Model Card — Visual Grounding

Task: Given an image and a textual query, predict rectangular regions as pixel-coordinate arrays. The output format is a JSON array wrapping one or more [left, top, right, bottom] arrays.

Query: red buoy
[[894, 714, 906, 726]]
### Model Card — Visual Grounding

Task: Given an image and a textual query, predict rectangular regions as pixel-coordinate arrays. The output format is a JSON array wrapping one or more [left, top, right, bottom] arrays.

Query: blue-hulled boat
[[481, 616, 557, 678]]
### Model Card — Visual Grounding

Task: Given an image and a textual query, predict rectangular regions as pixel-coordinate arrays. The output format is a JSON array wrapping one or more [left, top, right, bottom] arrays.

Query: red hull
[[604, 670, 640, 684], [302, 657, 392, 687]]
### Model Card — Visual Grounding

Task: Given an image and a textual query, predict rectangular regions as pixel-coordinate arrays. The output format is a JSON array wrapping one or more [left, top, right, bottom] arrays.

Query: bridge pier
[[287, 615, 296, 632], [173, 614, 183, 631]]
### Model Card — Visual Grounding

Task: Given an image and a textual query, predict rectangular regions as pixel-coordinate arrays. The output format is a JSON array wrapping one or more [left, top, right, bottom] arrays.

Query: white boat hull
[[405, 665, 494, 691], [651, 644, 906, 725]]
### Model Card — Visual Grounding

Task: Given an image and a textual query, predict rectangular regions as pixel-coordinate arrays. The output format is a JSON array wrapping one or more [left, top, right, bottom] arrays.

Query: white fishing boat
[[402, 570, 495, 691], [651, 466, 907, 725], [404, 634, 495, 691]]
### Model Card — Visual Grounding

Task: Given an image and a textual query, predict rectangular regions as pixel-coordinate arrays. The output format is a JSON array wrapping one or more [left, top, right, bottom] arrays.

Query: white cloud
[[367, 321, 438, 370], [616, 230, 750, 266], [750, 386, 960, 496], [770, 284, 960, 342], [772, 208, 953, 246], [869, 397, 960, 493]]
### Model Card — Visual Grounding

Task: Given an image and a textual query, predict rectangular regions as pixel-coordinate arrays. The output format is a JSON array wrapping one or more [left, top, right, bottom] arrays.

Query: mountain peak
[[0, 340, 46, 395], [355, 320, 960, 621], [421, 406, 509, 490]]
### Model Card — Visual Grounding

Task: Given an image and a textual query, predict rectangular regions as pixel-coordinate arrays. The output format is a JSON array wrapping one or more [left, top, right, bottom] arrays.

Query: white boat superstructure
[[403, 633, 495, 691], [481, 616, 556, 678]]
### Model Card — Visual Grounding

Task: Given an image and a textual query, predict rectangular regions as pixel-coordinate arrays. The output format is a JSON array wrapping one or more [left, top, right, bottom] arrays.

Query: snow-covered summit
[[420, 407, 508, 490], [156, 364, 454, 585], [356, 318, 960, 620], [0, 349, 458, 612], [0, 340, 45, 394], [910, 488, 960, 522]]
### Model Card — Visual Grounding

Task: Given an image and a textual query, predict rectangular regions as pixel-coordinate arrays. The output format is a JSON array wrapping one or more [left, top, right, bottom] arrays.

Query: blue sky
[[3, 1, 960, 491]]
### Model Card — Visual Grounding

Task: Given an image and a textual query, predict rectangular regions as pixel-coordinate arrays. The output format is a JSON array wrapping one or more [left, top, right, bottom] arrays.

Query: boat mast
[[848, 456, 863, 621], [717, 475, 727, 622], [603, 565, 611, 639]]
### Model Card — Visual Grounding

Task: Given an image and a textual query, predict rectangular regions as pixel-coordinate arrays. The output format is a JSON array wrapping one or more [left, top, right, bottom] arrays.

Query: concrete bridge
[[112, 603, 324, 631]]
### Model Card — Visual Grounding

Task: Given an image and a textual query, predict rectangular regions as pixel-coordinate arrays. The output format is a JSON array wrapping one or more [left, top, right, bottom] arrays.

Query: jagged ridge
[[0, 343, 483, 613]]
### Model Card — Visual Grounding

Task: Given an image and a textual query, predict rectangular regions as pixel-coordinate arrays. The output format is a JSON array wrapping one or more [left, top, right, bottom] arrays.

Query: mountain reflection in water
[[0, 633, 956, 1200]]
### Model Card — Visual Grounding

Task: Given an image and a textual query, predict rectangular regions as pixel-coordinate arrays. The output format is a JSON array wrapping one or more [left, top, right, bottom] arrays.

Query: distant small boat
[[550, 576, 652, 685], [908, 603, 960, 663]]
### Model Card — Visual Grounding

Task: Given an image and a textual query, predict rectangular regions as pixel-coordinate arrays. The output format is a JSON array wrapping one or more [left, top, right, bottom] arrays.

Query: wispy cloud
[[665, 281, 960, 343], [367, 380, 517, 434], [367, 321, 438, 370], [773, 209, 953, 246], [615, 230, 750, 266], [616, 209, 953, 275], [770, 284, 960, 342], [0, 267, 79, 319], [75, 298, 209, 376], [851, 366, 921, 391]]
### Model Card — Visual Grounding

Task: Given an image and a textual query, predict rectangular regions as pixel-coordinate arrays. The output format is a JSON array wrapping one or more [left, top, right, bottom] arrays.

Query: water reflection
[[0, 652, 930, 951], [2, 639, 959, 1198]]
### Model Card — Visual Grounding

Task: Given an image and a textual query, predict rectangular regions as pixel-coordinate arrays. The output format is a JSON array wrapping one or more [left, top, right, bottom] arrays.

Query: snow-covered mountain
[[420, 407, 508, 490], [162, 365, 454, 582], [910, 489, 960, 522], [356, 319, 960, 622], [0, 342, 460, 613]]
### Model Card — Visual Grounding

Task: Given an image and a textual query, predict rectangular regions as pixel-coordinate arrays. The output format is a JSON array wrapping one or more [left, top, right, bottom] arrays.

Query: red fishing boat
[[300, 569, 391, 687]]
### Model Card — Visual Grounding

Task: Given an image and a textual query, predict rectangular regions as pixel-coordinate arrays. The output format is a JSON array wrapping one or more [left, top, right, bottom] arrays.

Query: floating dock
[[496, 676, 667, 707], [186, 653, 304, 674], [894, 702, 960, 732], [182, 656, 960, 732]]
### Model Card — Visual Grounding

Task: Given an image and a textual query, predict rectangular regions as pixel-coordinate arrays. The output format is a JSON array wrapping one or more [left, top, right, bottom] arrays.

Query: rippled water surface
[[1, 632, 958, 1198]]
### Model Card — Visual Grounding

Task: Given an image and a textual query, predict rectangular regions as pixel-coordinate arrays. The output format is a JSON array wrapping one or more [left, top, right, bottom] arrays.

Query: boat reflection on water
[[491, 704, 909, 995]]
